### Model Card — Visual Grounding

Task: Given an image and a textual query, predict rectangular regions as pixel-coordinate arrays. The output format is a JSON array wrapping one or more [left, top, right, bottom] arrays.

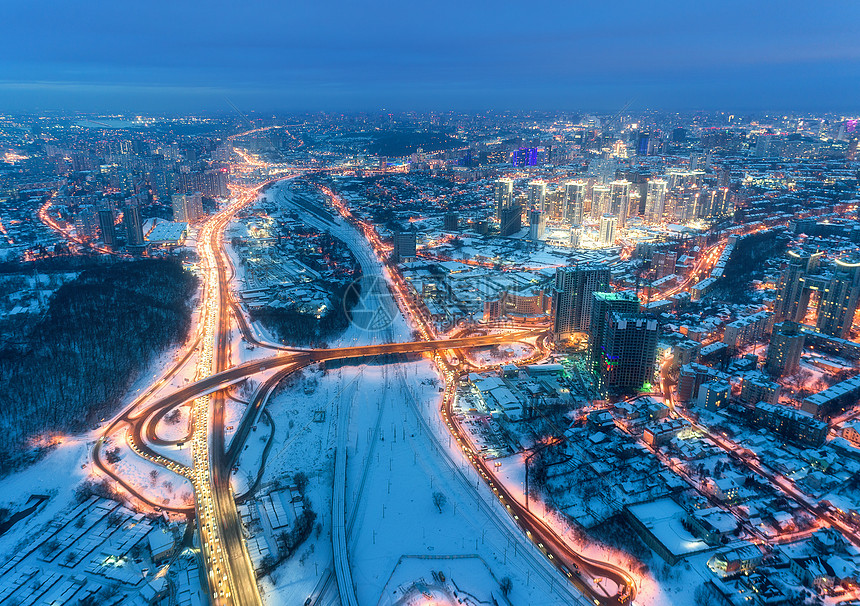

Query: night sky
[[2, 0, 859, 113]]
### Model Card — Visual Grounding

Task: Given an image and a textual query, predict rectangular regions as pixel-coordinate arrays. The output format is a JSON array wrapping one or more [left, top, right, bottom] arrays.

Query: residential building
[[652, 250, 676, 279], [563, 180, 585, 225], [643, 418, 685, 447], [698, 381, 730, 411], [443, 211, 459, 231], [74, 206, 100, 241], [598, 312, 659, 392], [588, 291, 640, 377], [740, 373, 780, 405], [752, 402, 828, 446], [528, 209, 546, 241], [599, 214, 617, 247], [723, 311, 773, 350], [802, 374, 860, 417], [766, 321, 805, 377], [591, 184, 610, 219], [609, 180, 630, 228], [552, 264, 611, 338], [98, 209, 117, 248], [123, 203, 145, 247], [495, 179, 514, 221], [494, 178, 514, 220], [773, 250, 824, 322], [148, 527, 176, 564], [678, 363, 719, 403], [499, 203, 522, 236], [707, 542, 764, 578], [645, 179, 667, 224], [392, 229, 417, 262], [528, 180, 546, 212], [172, 192, 203, 223], [817, 259, 860, 339]]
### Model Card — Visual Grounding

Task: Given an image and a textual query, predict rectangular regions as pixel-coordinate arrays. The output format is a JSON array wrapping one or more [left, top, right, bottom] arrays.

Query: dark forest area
[[250, 280, 360, 347], [0, 258, 197, 475]]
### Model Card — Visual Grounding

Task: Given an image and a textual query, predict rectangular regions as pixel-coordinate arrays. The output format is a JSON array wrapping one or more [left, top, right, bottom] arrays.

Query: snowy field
[[248, 179, 589, 605], [0, 177, 701, 606]]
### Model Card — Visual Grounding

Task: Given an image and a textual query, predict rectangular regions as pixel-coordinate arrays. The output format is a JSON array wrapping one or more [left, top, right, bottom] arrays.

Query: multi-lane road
[[37, 142, 854, 606], [93, 169, 637, 606]]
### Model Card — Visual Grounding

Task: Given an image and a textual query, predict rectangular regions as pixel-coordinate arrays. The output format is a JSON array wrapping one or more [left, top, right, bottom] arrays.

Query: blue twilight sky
[[1, 0, 859, 113]]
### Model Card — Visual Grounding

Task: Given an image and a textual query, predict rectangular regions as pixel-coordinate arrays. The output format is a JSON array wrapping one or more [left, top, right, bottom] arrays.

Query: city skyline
[[1, 105, 859, 606], [1, 3, 860, 604]]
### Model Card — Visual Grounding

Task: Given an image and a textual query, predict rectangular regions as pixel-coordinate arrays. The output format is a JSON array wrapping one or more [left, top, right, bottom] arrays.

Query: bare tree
[[165, 408, 182, 425], [104, 447, 121, 464], [432, 491, 447, 514], [293, 471, 309, 494]]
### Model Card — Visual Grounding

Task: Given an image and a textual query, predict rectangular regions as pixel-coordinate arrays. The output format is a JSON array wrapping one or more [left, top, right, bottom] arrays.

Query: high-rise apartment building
[[652, 251, 677, 279], [552, 264, 611, 338], [635, 132, 651, 156], [74, 206, 100, 241], [666, 169, 705, 190], [392, 230, 417, 262], [628, 191, 641, 223], [774, 250, 824, 322], [701, 187, 731, 219], [494, 178, 514, 221], [609, 180, 630, 228], [528, 210, 546, 241], [443, 212, 459, 231], [98, 209, 117, 248], [817, 259, 860, 339], [528, 180, 546, 212], [591, 184, 611, 220], [123, 204, 145, 247], [773, 250, 858, 339], [669, 186, 702, 223], [172, 194, 187, 222], [766, 321, 805, 377], [178, 168, 229, 198], [499, 203, 522, 237], [187, 192, 203, 222], [563, 181, 586, 225], [598, 312, 659, 392], [544, 187, 562, 218], [599, 214, 617, 247], [172, 192, 204, 223], [588, 291, 640, 377], [645, 179, 668, 224]]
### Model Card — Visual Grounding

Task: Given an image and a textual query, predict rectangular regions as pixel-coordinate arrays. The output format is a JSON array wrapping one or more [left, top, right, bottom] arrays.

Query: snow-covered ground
[[153, 402, 192, 443], [255, 358, 587, 606], [248, 179, 585, 605], [0, 318, 199, 544], [231, 410, 273, 496], [466, 341, 535, 367], [104, 431, 194, 510], [0, 176, 692, 606], [0, 438, 91, 557]]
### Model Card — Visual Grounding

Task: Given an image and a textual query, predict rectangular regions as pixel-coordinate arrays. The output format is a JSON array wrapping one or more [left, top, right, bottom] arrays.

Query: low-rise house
[[687, 507, 738, 545], [707, 541, 764, 578]]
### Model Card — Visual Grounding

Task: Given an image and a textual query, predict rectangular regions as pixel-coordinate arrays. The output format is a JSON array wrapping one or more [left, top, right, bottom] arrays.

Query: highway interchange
[[85, 146, 639, 606]]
